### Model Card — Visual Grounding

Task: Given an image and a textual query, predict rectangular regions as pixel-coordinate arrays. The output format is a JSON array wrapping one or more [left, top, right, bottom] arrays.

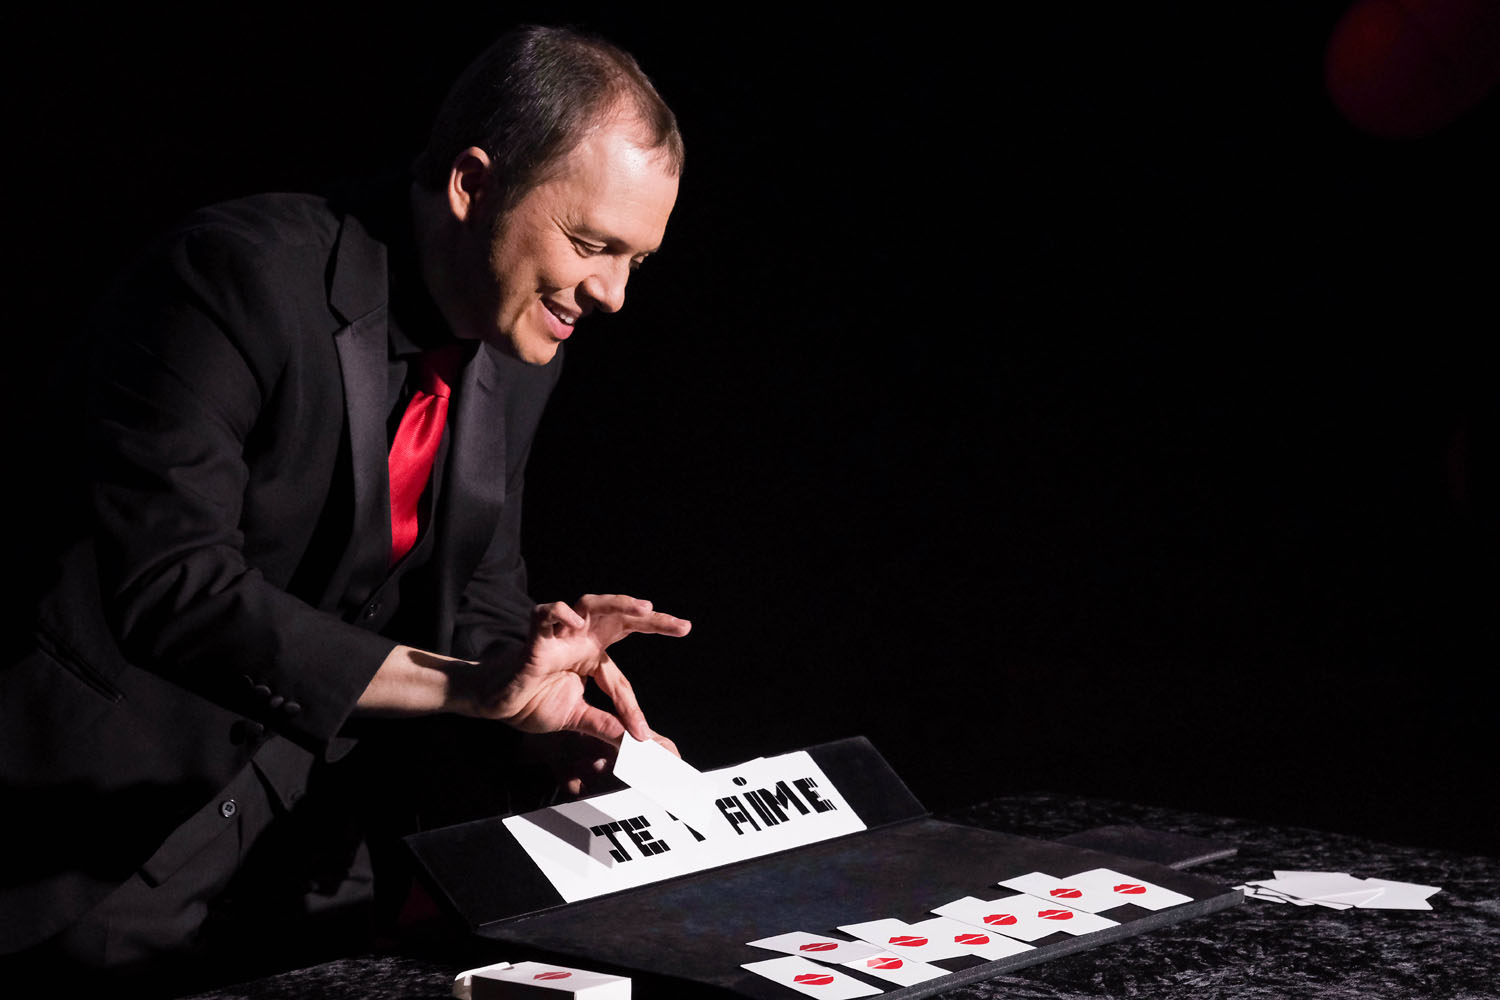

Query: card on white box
[[464, 961, 630, 1000], [740, 956, 882, 998], [842, 952, 948, 986], [837, 916, 972, 961], [933, 894, 1119, 941], [904, 915, 1035, 960], [746, 931, 882, 964], [1064, 868, 1194, 911]]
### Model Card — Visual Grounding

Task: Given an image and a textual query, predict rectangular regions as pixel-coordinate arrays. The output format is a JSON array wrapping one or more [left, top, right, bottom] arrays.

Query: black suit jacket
[[1, 191, 561, 951]]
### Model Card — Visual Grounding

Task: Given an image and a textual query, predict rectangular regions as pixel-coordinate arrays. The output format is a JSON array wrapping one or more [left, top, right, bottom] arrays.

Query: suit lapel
[[328, 211, 395, 601], [432, 345, 508, 609]]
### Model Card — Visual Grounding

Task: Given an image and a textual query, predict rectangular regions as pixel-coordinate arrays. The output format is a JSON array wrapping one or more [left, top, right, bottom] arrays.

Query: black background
[[10, 5, 1496, 856]]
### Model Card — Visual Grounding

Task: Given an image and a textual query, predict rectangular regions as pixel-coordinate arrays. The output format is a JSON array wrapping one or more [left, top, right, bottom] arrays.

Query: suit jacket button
[[230, 720, 266, 744], [220, 799, 238, 819], [363, 602, 381, 620]]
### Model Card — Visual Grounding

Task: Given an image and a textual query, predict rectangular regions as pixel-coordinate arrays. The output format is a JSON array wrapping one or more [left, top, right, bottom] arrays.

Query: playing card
[[463, 961, 631, 999], [1236, 884, 1292, 903], [842, 952, 948, 986], [1270, 871, 1372, 896], [904, 915, 1035, 960], [740, 956, 882, 998], [1260, 871, 1441, 910], [837, 916, 972, 961], [746, 931, 882, 964], [1357, 877, 1441, 910], [932, 894, 1119, 941], [1065, 868, 1194, 911], [614, 734, 736, 840], [1252, 874, 1368, 908]]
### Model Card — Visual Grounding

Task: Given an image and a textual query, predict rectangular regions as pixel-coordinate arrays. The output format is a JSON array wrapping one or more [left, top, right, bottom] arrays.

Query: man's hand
[[457, 595, 690, 744]]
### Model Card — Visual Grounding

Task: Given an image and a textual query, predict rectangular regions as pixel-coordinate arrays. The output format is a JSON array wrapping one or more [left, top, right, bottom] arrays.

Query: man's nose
[[581, 258, 628, 314]]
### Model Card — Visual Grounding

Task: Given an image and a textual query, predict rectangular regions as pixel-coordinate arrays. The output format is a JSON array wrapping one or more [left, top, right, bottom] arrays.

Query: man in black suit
[[1, 25, 687, 978]]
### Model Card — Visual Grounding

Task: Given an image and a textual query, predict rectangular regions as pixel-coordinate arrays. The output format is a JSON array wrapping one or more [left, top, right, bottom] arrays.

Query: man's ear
[[447, 146, 494, 225]]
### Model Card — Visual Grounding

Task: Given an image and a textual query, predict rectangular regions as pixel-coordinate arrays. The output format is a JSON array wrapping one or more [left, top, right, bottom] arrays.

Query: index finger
[[627, 611, 692, 637], [576, 595, 692, 638], [591, 654, 651, 743]]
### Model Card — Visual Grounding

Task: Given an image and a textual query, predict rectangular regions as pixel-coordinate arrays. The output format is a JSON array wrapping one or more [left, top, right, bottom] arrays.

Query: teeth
[[544, 302, 576, 326]]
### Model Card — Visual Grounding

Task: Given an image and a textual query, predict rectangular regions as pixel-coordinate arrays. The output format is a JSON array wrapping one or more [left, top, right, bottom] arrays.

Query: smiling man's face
[[465, 117, 680, 364]]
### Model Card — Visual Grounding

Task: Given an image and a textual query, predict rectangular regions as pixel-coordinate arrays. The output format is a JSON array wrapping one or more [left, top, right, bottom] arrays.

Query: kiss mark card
[[932, 895, 1119, 941], [999, 869, 1192, 913], [746, 931, 882, 964], [740, 956, 882, 998], [461, 960, 631, 999], [1065, 868, 1195, 911], [842, 952, 948, 987], [998, 872, 1121, 913], [837, 917, 973, 961], [903, 915, 1036, 961]]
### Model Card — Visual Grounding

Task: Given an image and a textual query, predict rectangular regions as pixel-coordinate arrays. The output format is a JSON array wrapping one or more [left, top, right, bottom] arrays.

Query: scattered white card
[[1236, 884, 1291, 903], [746, 931, 881, 964], [842, 952, 948, 986], [1241, 870, 1442, 910], [932, 894, 1119, 941], [1358, 877, 1442, 910], [741, 956, 882, 998], [837, 916, 972, 961], [614, 734, 736, 840]]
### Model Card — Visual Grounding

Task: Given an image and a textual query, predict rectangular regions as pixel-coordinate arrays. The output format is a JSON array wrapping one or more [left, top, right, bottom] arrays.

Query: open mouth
[[542, 300, 578, 335]]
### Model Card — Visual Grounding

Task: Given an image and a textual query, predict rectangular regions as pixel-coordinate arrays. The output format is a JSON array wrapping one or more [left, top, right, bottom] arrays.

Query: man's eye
[[573, 238, 606, 256]]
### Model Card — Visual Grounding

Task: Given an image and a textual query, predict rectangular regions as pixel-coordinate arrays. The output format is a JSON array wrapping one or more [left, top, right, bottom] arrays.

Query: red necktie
[[388, 348, 460, 565]]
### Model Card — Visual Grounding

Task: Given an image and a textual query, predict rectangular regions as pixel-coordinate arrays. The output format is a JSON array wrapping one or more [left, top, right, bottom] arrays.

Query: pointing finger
[[593, 655, 650, 742], [568, 703, 628, 746]]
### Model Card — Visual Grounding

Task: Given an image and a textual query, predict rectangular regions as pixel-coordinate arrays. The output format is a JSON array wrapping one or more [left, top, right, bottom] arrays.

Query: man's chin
[[485, 333, 562, 366]]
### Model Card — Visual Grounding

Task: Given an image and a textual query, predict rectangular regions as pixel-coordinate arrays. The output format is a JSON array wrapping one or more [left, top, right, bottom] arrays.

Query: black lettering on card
[[589, 821, 633, 862], [749, 788, 789, 825], [767, 780, 812, 816], [743, 789, 780, 827], [716, 795, 761, 835], [794, 777, 835, 813], [622, 815, 670, 856]]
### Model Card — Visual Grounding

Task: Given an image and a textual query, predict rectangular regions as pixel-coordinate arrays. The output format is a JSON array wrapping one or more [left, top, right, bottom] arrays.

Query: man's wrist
[[355, 644, 480, 716]]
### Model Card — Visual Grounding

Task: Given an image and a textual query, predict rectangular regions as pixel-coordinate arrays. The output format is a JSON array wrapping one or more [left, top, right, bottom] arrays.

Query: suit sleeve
[[449, 469, 535, 661], [86, 223, 395, 756]]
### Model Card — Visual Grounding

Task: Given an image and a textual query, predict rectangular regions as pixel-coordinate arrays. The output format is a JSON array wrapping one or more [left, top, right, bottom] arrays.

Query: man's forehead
[[541, 124, 679, 245]]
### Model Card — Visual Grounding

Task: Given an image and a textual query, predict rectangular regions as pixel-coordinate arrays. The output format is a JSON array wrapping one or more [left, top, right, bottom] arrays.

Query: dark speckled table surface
[[177, 795, 1500, 1000]]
